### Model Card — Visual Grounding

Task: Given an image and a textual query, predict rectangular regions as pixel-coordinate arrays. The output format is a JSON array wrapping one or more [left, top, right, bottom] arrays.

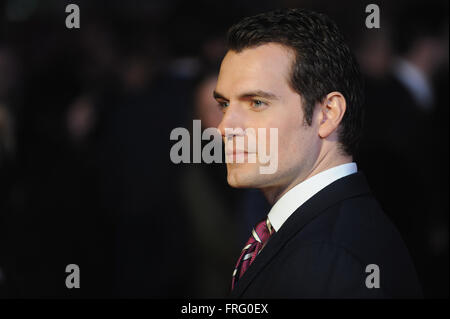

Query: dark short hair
[[227, 8, 364, 156]]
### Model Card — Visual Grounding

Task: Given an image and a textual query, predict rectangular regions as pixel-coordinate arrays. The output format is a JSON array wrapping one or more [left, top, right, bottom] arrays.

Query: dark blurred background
[[0, 0, 447, 298]]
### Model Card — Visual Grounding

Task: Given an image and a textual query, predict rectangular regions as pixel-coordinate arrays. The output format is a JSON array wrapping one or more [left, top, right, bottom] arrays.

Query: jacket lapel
[[229, 172, 372, 298]]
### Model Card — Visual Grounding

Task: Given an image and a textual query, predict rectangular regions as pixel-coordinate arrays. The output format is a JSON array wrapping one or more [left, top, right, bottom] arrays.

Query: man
[[359, 3, 448, 297], [214, 8, 422, 298]]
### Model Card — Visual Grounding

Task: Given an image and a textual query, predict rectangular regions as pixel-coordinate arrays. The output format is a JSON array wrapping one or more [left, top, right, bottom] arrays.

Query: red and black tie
[[231, 217, 275, 290]]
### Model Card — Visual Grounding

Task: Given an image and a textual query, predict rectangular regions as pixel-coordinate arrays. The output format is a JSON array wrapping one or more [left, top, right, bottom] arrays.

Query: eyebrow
[[213, 90, 280, 101], [213, 90, 227, 100]]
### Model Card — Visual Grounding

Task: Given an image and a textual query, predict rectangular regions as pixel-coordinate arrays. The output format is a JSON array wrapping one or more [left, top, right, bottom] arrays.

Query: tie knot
[[231, 217, 276, 290], [252, 217, 275, 245]]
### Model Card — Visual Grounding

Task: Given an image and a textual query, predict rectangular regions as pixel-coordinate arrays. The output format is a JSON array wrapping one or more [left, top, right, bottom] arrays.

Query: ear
[[318, 92, 346, 139]]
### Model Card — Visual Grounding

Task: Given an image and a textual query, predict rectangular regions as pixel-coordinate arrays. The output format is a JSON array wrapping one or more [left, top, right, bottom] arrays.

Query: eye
[[251, 100, 267, 108], [218, 101, 229, 108]]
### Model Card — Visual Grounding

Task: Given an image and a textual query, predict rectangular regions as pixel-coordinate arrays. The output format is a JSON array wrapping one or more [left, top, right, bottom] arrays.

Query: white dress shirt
[[267, 162, 358, 232], [393, 58, 434, 111]]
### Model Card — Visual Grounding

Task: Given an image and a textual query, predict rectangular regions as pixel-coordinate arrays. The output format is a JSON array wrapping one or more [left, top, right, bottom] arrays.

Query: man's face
[[215, 43, 321, 192]]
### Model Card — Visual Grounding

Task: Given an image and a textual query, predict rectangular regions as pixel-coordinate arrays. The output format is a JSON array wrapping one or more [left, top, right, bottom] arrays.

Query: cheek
[[251, 104, 306, 157], [274, 114, 312, 164], [270, 111, 302, 144]]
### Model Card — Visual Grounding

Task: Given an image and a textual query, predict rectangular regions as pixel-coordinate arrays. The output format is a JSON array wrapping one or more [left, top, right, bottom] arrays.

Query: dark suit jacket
[[229, 172, 422, 298]]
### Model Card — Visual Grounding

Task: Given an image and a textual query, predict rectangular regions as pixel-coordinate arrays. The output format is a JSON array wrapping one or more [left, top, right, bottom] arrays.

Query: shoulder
[[263, 239, 384, 298], [281, 195, 375, 255], [290, 194, 397, 254], [272, 195, 422, 298]]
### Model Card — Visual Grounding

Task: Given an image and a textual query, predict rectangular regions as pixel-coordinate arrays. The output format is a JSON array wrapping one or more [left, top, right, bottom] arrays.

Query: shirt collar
[[267, 162, 358, 232], [393, 58, 433, 110]]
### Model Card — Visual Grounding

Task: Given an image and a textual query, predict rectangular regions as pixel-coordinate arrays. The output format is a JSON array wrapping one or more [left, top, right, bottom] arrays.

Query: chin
[[226, 163, 268, 189]]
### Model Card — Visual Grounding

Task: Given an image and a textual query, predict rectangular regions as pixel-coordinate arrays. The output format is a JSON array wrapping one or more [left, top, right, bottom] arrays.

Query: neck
[[261, 149, 353, 205]]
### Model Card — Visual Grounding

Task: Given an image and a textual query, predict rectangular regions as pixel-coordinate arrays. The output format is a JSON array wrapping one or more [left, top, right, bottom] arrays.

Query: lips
[[225, 150, 253, 156], [224, 143, 257, 156], [225, 150, 258, 165]]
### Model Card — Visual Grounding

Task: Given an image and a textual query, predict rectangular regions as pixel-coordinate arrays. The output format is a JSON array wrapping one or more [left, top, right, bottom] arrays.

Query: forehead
[[216, 43, 295, 96]]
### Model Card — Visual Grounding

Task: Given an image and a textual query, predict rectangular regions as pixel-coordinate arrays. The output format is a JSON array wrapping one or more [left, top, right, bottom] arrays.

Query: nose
[[217, 102, 246, 139]]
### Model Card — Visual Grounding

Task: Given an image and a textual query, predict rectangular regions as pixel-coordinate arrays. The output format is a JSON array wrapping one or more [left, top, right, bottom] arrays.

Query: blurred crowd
[[0, 0, 448, 298]]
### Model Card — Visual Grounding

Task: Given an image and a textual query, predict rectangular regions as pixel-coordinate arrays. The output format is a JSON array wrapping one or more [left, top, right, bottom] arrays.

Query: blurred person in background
[[0, 46, 21, 297], [179, 69, 241, 297], [358, 1, 448, 297], [179, 65, 269, 296]]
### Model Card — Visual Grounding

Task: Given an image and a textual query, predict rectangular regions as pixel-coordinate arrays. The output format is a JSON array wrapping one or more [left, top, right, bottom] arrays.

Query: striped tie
[[231, 217, 275, 290]]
